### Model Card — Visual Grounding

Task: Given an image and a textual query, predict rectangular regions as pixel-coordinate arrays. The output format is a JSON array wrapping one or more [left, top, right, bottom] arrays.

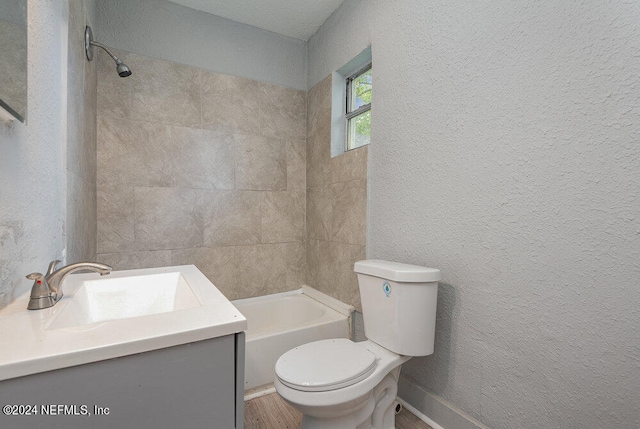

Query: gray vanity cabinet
[[0, 333, 246, 429]]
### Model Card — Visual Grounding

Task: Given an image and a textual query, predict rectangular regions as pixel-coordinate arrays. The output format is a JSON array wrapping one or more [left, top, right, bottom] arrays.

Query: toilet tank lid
[[354, 260, 441, 282]]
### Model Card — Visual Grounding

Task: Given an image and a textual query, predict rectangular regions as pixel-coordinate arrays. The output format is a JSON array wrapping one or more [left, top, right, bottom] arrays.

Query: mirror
[[0, 0, 28, 122]]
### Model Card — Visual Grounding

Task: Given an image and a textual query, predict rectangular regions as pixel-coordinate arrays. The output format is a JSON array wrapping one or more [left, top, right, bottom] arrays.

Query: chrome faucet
[[26, 260, 112, 310]]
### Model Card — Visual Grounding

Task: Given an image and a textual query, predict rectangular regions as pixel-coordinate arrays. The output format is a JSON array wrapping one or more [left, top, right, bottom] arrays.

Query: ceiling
[[167, 0, 345, 41]]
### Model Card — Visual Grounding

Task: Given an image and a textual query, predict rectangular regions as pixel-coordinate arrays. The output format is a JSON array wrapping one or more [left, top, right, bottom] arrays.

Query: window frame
[[345, 63, 372, 151]]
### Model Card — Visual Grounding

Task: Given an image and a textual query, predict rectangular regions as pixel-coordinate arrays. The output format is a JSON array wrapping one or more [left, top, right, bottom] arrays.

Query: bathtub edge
[[232, 288, 302, 306], [301, 285, 355, 317]]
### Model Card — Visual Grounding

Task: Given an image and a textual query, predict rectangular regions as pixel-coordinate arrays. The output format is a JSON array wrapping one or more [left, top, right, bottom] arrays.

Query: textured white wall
[[309, 0, 640, 428], [94, 0, 307, 90], [0, 0, 68, 306]]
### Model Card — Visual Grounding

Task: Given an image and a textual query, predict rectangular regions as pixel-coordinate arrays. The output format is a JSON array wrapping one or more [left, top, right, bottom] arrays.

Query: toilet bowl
[[274, 260, 440, 429], [275, 339, 410, 428]]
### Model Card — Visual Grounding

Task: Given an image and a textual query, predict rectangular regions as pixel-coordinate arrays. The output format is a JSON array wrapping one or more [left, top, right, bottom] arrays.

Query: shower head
[[84, 26, 132, 78], [116, 60, 132, 78]]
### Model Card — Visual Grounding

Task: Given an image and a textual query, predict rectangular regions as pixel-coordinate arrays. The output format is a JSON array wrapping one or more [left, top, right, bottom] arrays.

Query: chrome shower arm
[[89, 40, 123, 64], [85, 26, 132, 77]]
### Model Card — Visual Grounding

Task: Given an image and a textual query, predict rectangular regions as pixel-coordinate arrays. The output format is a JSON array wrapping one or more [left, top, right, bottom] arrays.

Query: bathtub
[[233, 286, 353, 392]]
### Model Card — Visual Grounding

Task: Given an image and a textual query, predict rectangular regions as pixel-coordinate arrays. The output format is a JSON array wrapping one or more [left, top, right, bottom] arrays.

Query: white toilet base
[[290, 367, 402, 429]]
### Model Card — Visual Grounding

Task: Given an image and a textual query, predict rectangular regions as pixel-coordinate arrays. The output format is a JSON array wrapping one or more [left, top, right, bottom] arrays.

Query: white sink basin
[[0, 265, 247, 382], [48, 272, 200, 329]]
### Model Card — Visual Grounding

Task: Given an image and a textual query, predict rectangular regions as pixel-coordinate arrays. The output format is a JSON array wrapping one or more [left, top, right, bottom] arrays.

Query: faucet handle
[[26, 272, 55, 310], [26, 272, 49, 300], [26, 272, 44, 281], [46, 260, 61, 276]]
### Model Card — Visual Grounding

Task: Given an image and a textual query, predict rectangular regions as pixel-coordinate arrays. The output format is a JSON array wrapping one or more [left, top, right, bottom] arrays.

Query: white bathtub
[[233, 287, 353, 392]]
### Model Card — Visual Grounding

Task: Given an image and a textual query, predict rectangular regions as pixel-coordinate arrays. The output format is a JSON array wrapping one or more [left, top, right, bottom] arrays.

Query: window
[[345, 64, 372, 151], [330, 47, 371, 157]]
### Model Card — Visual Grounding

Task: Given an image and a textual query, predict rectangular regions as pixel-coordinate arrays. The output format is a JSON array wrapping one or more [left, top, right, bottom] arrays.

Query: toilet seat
[[275, 339, 377, 392]]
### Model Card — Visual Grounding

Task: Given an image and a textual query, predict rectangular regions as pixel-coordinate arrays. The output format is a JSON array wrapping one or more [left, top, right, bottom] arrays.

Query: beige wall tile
[[97, 82, 131, 119], [67, 72, 87, 179], [171, 126, 235, 190], [287, 140, 306, 191], [284, 241, 306, 290], [305, 77, 331, 189], [82, 104, 97, 184], [95, 53, 310, 302], [97, 185, 135, 254], [96, 47, 130, 120], [67, 0, 85, 91], [84, 42, 98, 120], [236, 244, 289, 298], [171, 246, 240, 299], [201, 72, 261, 135], [307, 239, 364, 311], [66, 172, 97, 262], [129, 54, 201, 128], [330, 241, 365, 311], [67, 92, 97, 183], [134, 187, 203, 250], [66, 0, 99, 266], [306, 130, 331, 188], [259, 84, 306, 141], [306, 185, 332, 241], [331, 179, 367, 246], [306, 239, 333, 295], [203, 190, 262, 246], [305, 75, 368, 309], [331, 145, 368, 183], [67, 0, 98, 185], [96, 250, 172, 271], [171, 242, 306, 299], [174, 244, 298, 301], [261, 190, 305, 243], [97, 116, 173, 187], [235, 134, 287, 190], [307, 75, 331, 139], [171, 244, 303, 300]]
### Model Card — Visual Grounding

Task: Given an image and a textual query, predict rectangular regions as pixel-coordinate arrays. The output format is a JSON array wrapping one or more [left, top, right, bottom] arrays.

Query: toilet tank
[[354, 260, 440, 356]]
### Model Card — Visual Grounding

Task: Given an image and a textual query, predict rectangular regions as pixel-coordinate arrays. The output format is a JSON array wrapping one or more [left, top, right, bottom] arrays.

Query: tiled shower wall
[[66, 0, 97, 263], [95, 51, 306, 300], [305, 75, 368, 311]]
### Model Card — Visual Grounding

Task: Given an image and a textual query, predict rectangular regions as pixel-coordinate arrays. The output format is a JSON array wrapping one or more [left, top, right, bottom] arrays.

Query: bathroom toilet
[[274, 260, 440, 429]]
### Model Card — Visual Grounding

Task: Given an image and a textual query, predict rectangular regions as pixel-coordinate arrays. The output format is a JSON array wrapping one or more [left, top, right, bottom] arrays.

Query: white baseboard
[[397, 397, 445, 429], [244, 384, 276, 401], [398, 375, 491, 429]]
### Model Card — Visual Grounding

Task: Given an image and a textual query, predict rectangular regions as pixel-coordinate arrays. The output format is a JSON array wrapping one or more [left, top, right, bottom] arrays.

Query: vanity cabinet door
[[0, 335, 237, 429]]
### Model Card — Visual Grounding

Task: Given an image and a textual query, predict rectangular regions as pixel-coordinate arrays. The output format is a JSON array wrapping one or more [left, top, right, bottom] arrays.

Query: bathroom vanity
[[0, 265, 247, 429]]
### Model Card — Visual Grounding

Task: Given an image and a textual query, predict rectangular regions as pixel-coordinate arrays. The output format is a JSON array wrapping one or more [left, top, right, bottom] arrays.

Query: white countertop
[[0, 265, 247, 381]]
